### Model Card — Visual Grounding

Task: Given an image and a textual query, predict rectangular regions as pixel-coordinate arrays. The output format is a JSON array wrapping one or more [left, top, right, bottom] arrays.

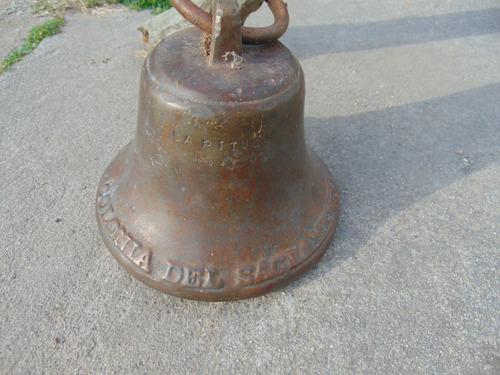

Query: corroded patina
[[96, 0, 339, 301]]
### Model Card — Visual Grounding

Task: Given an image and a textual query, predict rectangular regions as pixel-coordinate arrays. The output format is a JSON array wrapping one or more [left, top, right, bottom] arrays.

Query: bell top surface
[[146, 27, 301, 105]]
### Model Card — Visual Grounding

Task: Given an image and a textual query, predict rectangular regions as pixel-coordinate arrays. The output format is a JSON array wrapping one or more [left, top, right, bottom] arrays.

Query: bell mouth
[[96, 141, 339, 301]]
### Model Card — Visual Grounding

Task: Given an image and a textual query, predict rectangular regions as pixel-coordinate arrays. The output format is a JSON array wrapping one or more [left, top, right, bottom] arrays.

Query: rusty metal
[[210, 0, 243, 65], [96, 0, 339, 301], [170, 0, 289, 44]]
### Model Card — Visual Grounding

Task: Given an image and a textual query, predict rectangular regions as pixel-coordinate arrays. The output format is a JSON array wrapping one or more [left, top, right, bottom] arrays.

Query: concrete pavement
[[0, 1, 499, 373]]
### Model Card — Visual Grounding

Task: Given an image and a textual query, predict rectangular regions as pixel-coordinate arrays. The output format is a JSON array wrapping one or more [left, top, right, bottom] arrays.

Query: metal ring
[[170, 0, 289, 44]]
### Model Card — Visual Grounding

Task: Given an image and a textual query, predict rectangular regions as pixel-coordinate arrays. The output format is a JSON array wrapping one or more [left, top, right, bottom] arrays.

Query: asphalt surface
[[1, 1, 499, 373]]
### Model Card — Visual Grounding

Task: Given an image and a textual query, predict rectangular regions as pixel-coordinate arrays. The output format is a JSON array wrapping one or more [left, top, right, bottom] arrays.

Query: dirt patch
[[0, 0, 46, 61]]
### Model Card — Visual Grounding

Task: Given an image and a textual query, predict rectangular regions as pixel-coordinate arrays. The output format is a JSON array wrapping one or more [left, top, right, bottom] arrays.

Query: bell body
[[96, 28, 339, 301]]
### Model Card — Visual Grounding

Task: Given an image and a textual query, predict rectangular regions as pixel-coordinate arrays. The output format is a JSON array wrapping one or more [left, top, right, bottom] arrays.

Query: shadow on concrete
[[288, 82, 500, 290], [282, 8, 500, 59]]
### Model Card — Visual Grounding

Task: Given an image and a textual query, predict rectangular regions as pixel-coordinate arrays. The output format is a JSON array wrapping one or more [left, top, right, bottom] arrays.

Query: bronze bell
[[96, 0, 339, 301]]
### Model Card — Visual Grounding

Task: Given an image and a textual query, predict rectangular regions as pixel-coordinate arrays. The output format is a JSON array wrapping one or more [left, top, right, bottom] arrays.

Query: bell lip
[[95, 142, 339, 302]]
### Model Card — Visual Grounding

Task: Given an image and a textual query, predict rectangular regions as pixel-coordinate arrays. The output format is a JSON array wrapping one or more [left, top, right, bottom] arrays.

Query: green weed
[[117, 0, 172, 14], [32, 0, 171, 16], [32, 0, 107, 15], [0, 17, 65, 74]]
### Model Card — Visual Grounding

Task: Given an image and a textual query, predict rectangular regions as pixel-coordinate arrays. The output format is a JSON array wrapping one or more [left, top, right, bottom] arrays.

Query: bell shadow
[[286, 82, 500, 290], [281, 8, 500, 59]]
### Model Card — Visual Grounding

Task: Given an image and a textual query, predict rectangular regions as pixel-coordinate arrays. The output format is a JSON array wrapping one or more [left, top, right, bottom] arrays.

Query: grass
[[1, 0, 171, 73], [0, 17, 65, 74], [32, 0, 109, 15], [32, 0, 172, 15], [118, 0, 172, 14]]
